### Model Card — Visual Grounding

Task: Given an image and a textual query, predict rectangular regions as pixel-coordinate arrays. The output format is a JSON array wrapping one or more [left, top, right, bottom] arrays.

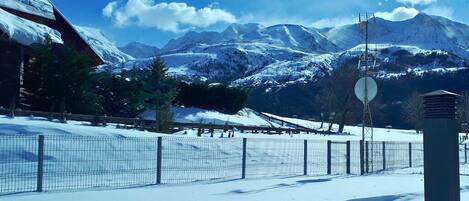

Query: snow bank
[[0, 8, 62, 45], [142, 107, 280, 127], [0, 116, 161, 137], [0, 0, 55, 20]]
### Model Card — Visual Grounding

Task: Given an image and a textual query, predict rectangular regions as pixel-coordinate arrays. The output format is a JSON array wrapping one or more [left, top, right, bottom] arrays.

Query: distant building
[[0, 0, 104, 108]]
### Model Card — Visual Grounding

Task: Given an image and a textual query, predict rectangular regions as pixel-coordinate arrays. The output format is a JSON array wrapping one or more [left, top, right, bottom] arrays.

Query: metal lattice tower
[[358, 13, 378, 171], [358, 13, 377, 142]]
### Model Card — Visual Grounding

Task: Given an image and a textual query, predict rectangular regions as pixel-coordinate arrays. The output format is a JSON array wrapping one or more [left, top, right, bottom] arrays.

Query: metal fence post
[[365, 141, 369, 173], [409, 142, 412, 168], [242, 138, 247, 179], [37, 135, 44, 192], [346, 141, 350, 174], [327, 140, 331, 175], [360, 140, 364, 175], [304, 140, 308, 175], [382, 141, 386, 170], [156, 137, 162, 185]]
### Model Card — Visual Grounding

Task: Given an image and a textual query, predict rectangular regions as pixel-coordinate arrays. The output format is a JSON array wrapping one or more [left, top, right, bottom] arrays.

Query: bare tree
[[316, 63, 360, 133], [401, 92, 424, 133]]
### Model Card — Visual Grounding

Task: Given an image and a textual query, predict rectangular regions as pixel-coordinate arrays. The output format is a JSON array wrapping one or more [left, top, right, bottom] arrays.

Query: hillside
[[98, 13, 468, 87]]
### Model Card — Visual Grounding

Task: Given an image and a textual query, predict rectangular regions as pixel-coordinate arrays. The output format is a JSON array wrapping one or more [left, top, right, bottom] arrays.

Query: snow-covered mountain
[[324, 13, 469, 57], [162, 23, 337, 54], [74, 26, 134, 64], [119, 42, 160, 59], [77, 13, 468, 86]]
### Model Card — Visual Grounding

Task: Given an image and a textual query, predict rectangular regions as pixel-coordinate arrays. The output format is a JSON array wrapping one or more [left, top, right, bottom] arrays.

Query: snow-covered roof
[[0, 0, 55, 20], [74, 25, 134, 63], [0, 8, 62, 45]]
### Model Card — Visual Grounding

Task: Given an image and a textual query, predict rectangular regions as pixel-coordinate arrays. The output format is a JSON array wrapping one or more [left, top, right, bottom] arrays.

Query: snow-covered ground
[[2, 169, 469, 201], [1, 110, 468, 200], [143, 107, 281, 127]]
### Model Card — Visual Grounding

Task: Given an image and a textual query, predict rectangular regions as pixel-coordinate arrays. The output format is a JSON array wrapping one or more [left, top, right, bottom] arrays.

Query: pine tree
[[24, 41, 100, 114], [143, 57, 178, 133]]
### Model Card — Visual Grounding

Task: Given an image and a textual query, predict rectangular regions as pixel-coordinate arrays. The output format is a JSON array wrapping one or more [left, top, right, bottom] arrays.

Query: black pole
[[37, 135, 44, 192], [156, 137, 162, 184], [409, 142, 412, 168], [242, 138, 247, 179], [360, 140, 364, 175], [382, 141, 386, 170], [304, 140, 308, 175], [346, 141, 351, 174], [327, 140, 331, 175], [423, 90, 461, 201]]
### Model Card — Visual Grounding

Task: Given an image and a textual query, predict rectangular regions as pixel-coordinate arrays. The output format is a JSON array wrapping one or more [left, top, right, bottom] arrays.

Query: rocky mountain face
[[119, 42, 160, 59]]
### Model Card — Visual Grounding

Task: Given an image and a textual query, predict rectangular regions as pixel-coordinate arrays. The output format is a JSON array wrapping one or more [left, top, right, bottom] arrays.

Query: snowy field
[[2, 169, 469, 201], [1, 109, 466, 200]]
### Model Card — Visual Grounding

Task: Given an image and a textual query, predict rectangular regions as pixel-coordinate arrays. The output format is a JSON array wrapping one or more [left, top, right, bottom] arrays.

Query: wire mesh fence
[[245, 138, 304, 178], [161, 137, 242, 184], [0, 135, 464, 195], [0, 136, 37, 194]]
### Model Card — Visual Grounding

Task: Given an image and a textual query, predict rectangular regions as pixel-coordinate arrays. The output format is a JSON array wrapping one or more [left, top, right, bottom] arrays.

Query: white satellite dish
[[354, 77, 378, 104]]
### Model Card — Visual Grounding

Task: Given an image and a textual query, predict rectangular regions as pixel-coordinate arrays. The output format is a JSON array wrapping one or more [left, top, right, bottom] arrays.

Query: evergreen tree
[[95, 70, 146, 117], [24, 41, 100, 114], [143, 57, 178, 132]]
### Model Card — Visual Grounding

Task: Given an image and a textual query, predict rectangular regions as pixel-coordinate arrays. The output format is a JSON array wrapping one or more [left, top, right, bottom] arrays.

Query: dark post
[[242, 138, 247, 179], [303, 140, 308, 175], [327, 140, 331, 175], [346, 141, 351, 174], [156, 137, 162, 184], [365, 141, 369, 173], [409, 142, 412, 167], [423, 90, 460, 201], [382, 141, 386, 170], [360, 140, 364, 175], [37, 135, 44, 192]]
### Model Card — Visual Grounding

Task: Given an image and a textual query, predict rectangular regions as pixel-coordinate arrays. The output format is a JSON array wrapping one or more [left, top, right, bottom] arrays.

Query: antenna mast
[[358, 12, 377, 172]]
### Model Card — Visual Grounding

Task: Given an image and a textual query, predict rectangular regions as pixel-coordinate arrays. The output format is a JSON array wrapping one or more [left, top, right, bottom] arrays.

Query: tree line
[[18, 41, 248, 132]]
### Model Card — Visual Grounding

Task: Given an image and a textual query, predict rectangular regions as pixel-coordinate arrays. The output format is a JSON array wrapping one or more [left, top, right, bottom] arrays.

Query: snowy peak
[[221, 23, 264, 40], [74, 26, 134, 63], [162, 23, 338, 54], [247, 24, 338, 53], [119, 42, 160, 59], [324, 12, 469, 57]]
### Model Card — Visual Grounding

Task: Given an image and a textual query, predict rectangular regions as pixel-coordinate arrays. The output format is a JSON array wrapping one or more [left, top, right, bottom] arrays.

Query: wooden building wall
[[0, 38, 26, 108]]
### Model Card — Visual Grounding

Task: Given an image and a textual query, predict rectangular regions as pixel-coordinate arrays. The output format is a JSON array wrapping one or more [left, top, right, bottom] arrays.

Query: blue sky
[[52, 0, 469, 48]]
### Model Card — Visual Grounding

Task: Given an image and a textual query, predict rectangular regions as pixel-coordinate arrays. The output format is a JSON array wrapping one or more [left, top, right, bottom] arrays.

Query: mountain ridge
[[86, 12, 469, 86]]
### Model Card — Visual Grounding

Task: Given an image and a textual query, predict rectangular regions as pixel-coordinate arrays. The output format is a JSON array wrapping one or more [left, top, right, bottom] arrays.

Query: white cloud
[[376, 7, 419, 21], [423, 5, 453, 19], [395, 0, 437, 6], [310, 16, 356, 28], [103, 0, 237, 32], [103, 1, 119, 17]]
